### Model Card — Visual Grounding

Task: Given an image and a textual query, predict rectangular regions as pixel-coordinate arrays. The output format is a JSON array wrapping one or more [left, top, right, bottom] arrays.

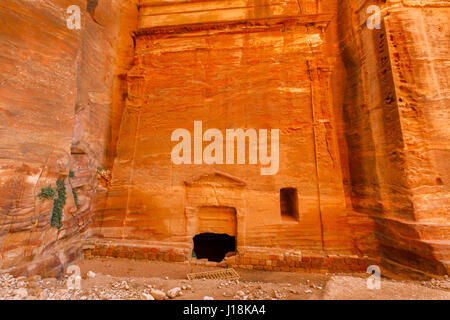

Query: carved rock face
[[0, 0, 448, 278]]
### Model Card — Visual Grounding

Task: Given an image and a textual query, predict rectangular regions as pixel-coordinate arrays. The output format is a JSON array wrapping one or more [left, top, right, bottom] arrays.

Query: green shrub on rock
[[50, 179, 66, 229], [37, 185, 56, 200]]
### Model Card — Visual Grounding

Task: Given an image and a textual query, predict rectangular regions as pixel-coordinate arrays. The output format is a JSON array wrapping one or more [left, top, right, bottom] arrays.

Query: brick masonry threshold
[[81, 240, 378, 274]]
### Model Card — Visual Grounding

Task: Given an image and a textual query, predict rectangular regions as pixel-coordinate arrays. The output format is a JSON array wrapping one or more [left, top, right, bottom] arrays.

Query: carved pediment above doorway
[[184, 171, 246, 188]]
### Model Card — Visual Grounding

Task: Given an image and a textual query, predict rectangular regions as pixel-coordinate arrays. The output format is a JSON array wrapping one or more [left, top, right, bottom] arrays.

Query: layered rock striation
[[339, 0, 450, 277], [0, 0, 139, 276], [0, 0, 448, 278]]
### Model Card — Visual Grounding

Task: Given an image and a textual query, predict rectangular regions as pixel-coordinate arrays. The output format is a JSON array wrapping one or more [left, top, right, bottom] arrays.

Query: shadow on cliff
[[337, 2, 447, 278]]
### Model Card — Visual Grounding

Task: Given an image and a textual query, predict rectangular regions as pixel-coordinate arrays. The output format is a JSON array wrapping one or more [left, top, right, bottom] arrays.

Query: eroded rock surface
[[0, 0, 139, 276], [0, 0, 448, 279]]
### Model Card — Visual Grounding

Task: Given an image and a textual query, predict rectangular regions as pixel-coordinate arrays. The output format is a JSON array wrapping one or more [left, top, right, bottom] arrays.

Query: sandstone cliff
[[0, 0, 138, 276], [339, 0, 450, 277], [0, 0, 448, 278]]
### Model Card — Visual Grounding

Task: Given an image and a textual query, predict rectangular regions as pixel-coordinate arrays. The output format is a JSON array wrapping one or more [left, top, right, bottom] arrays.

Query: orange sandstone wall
[[0, 0, 447, 278], [338, 0, 450, 277], [0, 0, 138, 276], [91, 0, 364, 262]]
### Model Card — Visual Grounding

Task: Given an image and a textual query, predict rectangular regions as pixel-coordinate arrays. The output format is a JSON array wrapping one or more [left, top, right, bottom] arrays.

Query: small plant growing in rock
[[72, 189, 80, 209], [68, 170, 79, 209], [37, 185, 56, 200], [50, 179, 67, 229]]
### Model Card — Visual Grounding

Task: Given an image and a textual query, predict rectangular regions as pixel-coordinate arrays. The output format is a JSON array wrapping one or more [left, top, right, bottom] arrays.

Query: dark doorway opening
[[280, 187, 299, 220], [193, 233, 236, 262]]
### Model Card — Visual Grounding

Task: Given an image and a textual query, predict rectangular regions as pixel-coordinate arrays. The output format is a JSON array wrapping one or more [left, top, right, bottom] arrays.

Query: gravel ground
[[0, 258, 448, 300]]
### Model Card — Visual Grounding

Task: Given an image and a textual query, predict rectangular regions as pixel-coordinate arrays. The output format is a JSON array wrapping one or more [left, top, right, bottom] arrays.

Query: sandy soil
[[1, 258, 449, 300]]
